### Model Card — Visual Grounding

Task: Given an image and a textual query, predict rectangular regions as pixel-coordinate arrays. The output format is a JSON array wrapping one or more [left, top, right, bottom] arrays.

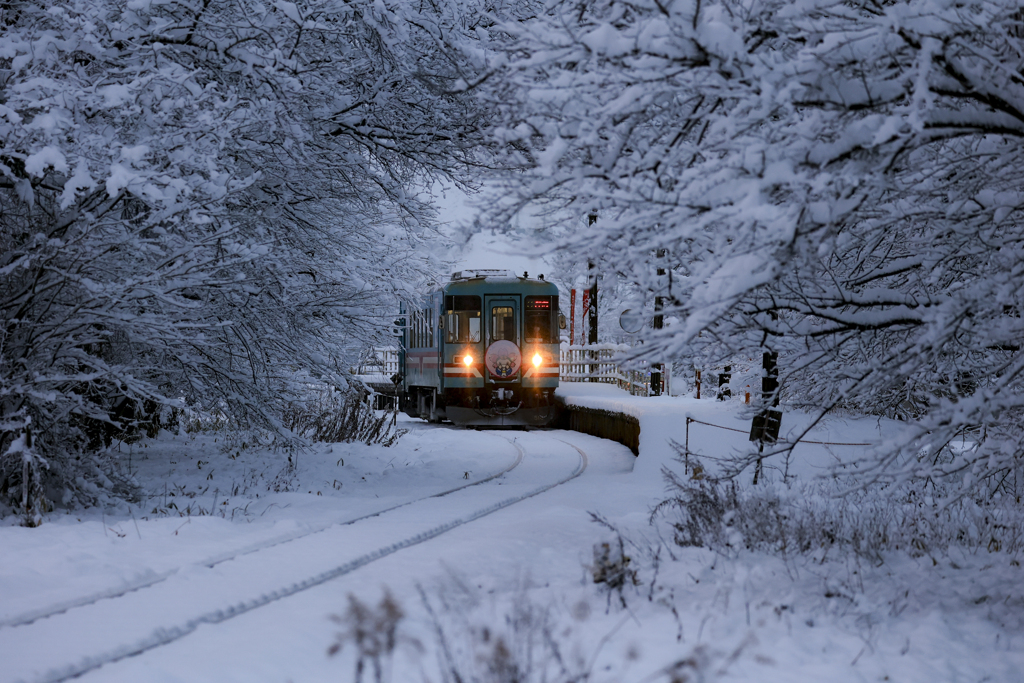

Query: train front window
[[525, 296, 553, 343], [491, 306, 516, 342], [445, 295, 481, 343]]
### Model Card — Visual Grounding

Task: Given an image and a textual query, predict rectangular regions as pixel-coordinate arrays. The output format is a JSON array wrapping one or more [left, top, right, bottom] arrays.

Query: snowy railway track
[[0, 434, 526, 633], [4, 433, 588, 683]]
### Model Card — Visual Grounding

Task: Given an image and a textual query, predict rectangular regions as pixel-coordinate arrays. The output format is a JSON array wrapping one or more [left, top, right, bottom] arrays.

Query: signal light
[[532, 353, 542, 368]]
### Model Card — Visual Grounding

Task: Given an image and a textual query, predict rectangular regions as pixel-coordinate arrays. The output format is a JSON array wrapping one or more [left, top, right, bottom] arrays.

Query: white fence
[[356, 348, 400, 377], [559, 344, 667, 397]]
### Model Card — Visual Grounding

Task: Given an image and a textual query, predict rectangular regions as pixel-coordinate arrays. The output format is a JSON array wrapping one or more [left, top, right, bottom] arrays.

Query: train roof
[[445, 269, 558, 295]]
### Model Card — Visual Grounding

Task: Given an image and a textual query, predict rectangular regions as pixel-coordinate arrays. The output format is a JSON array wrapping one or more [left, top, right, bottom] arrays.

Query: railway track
[[3, 432, 588, 683], [0, 432, 525, 632]]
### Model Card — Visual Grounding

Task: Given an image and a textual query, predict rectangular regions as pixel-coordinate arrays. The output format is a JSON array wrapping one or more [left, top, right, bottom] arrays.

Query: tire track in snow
[[0, 432, 524, 631], [19, 434, 587, 683]]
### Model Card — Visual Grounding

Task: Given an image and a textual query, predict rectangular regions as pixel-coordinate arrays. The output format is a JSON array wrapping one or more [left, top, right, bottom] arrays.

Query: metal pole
[[587, 210, 598, 345]]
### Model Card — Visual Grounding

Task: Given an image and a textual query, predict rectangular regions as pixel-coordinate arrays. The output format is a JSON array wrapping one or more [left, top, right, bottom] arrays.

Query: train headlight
[[463, 354, 473, 366], [532, 353, 543, 368]]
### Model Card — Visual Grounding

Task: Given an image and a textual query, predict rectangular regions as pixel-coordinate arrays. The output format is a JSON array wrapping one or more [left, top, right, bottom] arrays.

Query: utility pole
[[587, 210, 598, 346], [651, 248, 665, 396], [587, 210, 599, 381]]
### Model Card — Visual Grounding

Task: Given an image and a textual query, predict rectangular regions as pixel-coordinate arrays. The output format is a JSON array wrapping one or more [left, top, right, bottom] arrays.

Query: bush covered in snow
[[475, 0, 1024, 498], [0, 0, 485, 518], [655, 471, 1024, 563]]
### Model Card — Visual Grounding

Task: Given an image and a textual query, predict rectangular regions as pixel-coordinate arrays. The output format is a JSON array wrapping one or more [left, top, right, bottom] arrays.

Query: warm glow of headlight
[[463, 354, 473, 366], [532, 353, 543, 368]]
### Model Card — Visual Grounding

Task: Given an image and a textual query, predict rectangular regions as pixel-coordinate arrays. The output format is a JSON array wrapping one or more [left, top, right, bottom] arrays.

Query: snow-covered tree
[[481, 0, 1024, 497], [0, 0, 486, 511]]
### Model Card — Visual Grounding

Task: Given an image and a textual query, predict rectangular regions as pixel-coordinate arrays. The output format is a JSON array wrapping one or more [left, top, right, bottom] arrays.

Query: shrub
[[654, 467, 1024, 563], [284, 389, 405, 446]]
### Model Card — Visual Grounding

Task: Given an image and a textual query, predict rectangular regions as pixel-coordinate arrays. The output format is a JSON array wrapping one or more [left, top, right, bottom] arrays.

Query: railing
[[559, 344, 666, 397], [356, 348, 399, 377]]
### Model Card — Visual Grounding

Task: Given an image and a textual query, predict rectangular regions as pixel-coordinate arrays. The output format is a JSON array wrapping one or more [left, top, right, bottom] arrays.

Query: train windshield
[[492, 306, 516, 342], [445, 295, 481, 343], [525, 296, 555, 343]]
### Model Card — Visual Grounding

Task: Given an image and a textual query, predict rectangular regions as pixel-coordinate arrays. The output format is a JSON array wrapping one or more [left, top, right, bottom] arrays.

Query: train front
[[442, 272, 561, 427]]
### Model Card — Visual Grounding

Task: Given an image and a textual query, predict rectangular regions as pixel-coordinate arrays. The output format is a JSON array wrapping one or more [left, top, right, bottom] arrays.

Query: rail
[[8, 435, 589, 683], [559, 344, 663, 397], [356, 348, 399, 377]]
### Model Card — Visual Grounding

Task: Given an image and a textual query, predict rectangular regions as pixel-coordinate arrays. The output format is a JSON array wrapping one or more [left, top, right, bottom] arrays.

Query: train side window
[[445, 295, 481, 343], [525, 296, 553, 343], [492, 306, 516, 342], [447, 312, 479, 344]]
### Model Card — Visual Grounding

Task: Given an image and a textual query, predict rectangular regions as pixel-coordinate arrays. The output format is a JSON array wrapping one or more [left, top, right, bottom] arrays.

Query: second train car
[[397, 269, 562, 427]]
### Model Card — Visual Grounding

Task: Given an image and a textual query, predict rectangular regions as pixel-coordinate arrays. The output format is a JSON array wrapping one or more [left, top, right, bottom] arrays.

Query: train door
[[434, 292, 444, 387], [484, 295, 521, 382]]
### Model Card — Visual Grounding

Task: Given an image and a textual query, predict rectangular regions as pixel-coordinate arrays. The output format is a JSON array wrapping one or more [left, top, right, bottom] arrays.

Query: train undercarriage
[[401, 386, 558, 428]]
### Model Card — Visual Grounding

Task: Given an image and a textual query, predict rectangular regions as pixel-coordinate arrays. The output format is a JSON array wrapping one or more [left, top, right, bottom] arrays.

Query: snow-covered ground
[[2, 387, 1022, 683]]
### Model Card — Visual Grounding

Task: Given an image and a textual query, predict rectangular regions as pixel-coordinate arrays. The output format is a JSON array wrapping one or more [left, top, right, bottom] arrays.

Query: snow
[[580, 23, 634, 57], [23, 146, 67, 178], [556, 383, 903, 488], [2, 396, 1022, 683], [104, 163, 138, 197]]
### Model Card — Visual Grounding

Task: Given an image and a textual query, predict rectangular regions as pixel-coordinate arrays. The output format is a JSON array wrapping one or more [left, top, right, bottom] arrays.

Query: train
[[396, 269, 563, 427]]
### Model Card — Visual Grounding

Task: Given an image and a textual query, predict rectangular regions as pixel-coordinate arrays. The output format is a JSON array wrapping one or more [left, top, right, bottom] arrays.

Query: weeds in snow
[[418, 577, 592, 683], [283, 390, 405, 446], [328, 590, 420, 683], [146, 479, 260, 520], [654, 469, 1024, 563], [415, 575, 738, 683], [587, 513, 641, 611]]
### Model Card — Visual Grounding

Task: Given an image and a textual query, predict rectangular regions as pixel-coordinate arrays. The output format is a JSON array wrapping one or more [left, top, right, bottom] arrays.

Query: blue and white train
[[397, 270, 562, 427]]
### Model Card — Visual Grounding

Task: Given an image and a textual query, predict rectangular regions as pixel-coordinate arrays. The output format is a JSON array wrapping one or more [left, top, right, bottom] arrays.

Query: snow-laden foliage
[[657, 476, 1024, 563], [0, 0, 485, 513], [480, 0, 1024, 498]]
